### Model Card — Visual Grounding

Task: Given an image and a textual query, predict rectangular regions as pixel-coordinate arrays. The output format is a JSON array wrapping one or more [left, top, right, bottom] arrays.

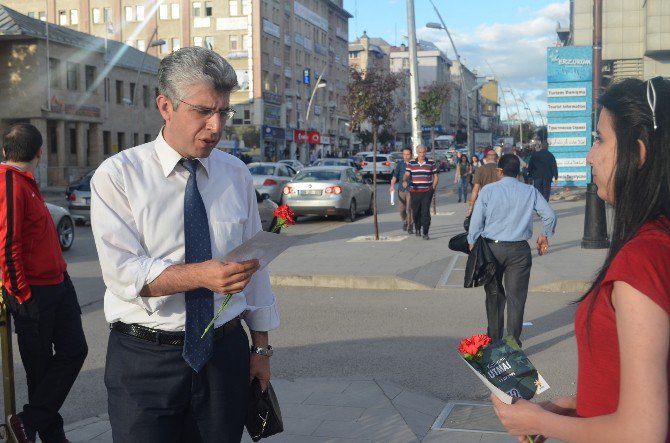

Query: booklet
[[223, 231, 296, 270]]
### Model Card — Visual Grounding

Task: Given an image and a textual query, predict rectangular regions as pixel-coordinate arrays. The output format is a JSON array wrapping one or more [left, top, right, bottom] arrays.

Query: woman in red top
[[491, 77, 670, 442]]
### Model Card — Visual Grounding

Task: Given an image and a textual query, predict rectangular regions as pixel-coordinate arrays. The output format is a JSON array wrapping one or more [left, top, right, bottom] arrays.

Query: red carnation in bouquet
[[273, 204, 296, 231], [458, 334, 492, 361]]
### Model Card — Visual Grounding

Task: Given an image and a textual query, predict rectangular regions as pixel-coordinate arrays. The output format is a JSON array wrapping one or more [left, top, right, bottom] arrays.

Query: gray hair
[[158, 46, 238, 107]]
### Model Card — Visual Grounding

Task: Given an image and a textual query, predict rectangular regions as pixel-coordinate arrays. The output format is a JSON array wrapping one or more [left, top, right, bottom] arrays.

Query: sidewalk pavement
[[63, 377, 520, 443]]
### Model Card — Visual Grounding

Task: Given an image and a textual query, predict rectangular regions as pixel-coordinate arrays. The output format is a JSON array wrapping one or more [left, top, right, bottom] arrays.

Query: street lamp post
[[302, 72, 327, 164], [505, 88, 523, 147]]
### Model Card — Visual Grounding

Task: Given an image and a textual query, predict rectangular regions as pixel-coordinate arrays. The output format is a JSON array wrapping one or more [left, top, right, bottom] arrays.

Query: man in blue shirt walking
[[389, 147, 413, 233], [467, 154, 556, 346]]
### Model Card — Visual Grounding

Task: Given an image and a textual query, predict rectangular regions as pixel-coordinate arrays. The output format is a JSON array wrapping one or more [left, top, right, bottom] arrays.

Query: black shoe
[[7, 415, 35, 443], [407, 227, 413, 234], [423, 234, 430, 240], [402, 222, 408, 231], [415, 229, 421, 237], [458, 198, 461, 203]]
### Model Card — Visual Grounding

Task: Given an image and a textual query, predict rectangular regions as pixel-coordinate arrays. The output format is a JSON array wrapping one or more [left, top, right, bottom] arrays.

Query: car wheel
[[57, 216, 74, 251], [268, 217, 281, 234], [364, 194, 374, 215], [346, 200, 357, 222]]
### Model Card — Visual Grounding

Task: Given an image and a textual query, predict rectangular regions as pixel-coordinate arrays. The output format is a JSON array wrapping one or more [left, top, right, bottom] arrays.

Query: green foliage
[[416, 82, 452, 127], [345, 68, 405, 133]]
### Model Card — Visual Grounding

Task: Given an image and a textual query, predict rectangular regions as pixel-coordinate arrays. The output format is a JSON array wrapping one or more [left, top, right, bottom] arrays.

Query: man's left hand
[[537, 235, 549, 256], [250, 353, 271, 391]]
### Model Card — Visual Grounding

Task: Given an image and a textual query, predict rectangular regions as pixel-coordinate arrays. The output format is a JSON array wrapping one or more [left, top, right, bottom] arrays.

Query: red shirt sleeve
[[0, 171, 32, 303]]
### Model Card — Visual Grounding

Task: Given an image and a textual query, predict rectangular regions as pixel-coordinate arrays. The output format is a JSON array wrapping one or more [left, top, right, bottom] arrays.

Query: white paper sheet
[[223, 231, 296, 270], [390, 190, 395, 205]]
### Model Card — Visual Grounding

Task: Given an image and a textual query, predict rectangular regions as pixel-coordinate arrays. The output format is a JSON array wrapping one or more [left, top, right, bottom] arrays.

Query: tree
[[345, 67, 404, 240], [416, 82, 451, 214]]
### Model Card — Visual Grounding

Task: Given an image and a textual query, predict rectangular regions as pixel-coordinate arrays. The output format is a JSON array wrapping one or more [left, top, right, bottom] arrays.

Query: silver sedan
[[281, 166, 373, 222], [248, 162, 297, 203], [46, 203, 75, 250]]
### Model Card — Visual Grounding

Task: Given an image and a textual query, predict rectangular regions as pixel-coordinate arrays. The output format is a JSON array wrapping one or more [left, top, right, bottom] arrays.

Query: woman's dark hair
[[459, 154, 468, 163], [471, 154, 479, 162], [579, 77, 670, 320]]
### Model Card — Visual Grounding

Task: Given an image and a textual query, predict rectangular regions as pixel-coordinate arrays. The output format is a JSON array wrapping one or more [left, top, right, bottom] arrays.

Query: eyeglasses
[[174, 98, 236, 121]]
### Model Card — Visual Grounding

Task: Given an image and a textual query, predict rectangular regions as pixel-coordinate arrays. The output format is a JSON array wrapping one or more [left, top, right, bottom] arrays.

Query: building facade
[[0, 5, 162, 186], [570, 0, 670, 79], [6, 0, 353, 163]]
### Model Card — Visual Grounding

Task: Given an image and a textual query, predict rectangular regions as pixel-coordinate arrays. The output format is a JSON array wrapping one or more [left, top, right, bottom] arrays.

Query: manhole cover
[[432, 401, 507, 433]]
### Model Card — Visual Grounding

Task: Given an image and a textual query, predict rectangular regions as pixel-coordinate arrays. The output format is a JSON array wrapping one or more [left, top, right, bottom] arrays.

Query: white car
[[46, 203, 75, 250], [256, 190, 283, 233], [360, 154, 396, 182], [248, 162, 297, 203], [278, 159, 305, 171]]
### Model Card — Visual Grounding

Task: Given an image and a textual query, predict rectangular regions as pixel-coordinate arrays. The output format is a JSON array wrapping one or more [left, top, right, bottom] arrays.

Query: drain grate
[[432, 401, 507, 433]]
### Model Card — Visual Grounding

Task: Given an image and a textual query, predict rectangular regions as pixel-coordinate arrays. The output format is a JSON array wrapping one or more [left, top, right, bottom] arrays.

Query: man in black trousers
[[467, 154, 556, 346], [403, 145, 438, 240], [1, 123, 88, 443], [528, 143, 558, 201]]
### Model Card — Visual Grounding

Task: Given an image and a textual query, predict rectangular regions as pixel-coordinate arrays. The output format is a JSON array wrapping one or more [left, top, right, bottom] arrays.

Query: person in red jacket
[[0, 123, 87, 443]]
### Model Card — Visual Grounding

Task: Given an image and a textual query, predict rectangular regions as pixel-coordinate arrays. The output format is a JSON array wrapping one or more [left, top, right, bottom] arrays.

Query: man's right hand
[[402, 181, 408, 189], [536, 236, 549, 256], [200, 259, 260, 294]]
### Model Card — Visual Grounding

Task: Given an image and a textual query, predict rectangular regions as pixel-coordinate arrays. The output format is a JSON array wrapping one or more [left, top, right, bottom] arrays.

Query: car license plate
[[299, 189, 322, 195]]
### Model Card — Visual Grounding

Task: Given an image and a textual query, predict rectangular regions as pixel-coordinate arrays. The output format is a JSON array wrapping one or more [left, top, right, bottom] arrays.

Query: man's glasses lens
[[177, 99, 235, 120]]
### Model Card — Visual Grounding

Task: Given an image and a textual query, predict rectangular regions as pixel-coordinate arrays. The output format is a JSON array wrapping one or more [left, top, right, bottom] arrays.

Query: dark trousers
[[533, 177, 552, 201], [5, 273, 88, 443], [105, 321, 250, 443], [410, 189, 433, 235], [483, 241, 532, 345]]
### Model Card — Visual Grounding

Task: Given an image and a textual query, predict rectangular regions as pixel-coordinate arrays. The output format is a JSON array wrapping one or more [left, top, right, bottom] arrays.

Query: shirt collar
[[154, 128, 211, 178]]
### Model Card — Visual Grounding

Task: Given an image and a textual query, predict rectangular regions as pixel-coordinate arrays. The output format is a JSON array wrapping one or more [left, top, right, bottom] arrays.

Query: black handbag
[[464, 237, 497, 288], [246, 379, 284, 442], [448, 232, 469, 255]]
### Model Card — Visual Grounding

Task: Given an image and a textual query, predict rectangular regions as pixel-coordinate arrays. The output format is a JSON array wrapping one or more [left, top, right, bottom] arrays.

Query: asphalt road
[[4, 169, 581, 425]]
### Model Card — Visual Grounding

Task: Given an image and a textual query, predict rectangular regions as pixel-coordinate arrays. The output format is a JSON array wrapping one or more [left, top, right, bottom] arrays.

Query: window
[[242, 35, 250, 50], [58, 10, 67, 25], [92, 8, 101, 23], [159, 4, 168, 19], [129, 83, 136, 104], [104, 78, 110, 102], [143, 85, 149, 108], [116, 80, 123, 104], [192, 2, 201, 17], [137, 40, 145, 51], [39, 11, 46, 21], [205, 1, 212, 16], [125, 6, 133, 21], [103, 8, 111, 24], [171, 3, 180, 19], [103, 131, 111, 155], [117, 132, 125, 151], [242, 0, 251, 15], [144, 134, 152, 143], [229, 35, 238, 50], [160, 41, 168, 54], [70, 128, 77, 154], [136, 5, 145, 21], [205, 36, 214, 49], [66, 62, 78, 90], [70, 9, 78, 25], [49, 58, 60, 88], [27, 12, 35, 18], [229, 0, 238, 16], [133, 133, 139, 146], [172, 38, 181, 51], [193, 36, 203, 47], [85, 65, 96, 92]]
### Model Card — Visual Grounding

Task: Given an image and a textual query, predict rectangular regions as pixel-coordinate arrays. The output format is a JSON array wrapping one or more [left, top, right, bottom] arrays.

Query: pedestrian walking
[[389, 147, 413, 233], [467, 149, 499, 217], [454, 154, 471, 203], [1, 123, 88, 443], [492, 76, 670, 443], [467, 154, 556, 346], [469, 154, 480, 192], [91, 47, 278, 443], [527, 143, 558, 201], [403, 145, 438, 240]]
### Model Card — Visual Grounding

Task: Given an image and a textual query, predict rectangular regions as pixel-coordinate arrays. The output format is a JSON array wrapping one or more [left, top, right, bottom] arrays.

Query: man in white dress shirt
[[91, 47, 278, 442]]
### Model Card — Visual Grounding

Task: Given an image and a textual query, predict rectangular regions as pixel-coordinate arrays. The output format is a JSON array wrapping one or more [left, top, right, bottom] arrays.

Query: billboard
[[546, 46, 593, 187]]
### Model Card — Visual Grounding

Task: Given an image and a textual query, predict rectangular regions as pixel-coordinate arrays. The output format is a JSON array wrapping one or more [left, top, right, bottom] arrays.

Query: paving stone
[[422, 429, 484, 442], [65, 421, 112, 442], [376, 380, 404, 400], [64, 416, 104, 432], [480, 432, 521, 442], [312, 417, 415, 441], [282, 403, 366, 421], [393, 404, 437, 438], [391, 390, 445, 417], [282, 417, 324, 436], [88, 429, 113, 443], [304, 390, 393, 409]]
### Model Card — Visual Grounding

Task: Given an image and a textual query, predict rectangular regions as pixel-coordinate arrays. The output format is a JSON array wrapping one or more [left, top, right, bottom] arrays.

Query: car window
[[294, 170, 341, 181], [345, 169, 358, 182], [364, 155, 388, 162], [248, 165, 276, 175], [277, 166, 287, 177]]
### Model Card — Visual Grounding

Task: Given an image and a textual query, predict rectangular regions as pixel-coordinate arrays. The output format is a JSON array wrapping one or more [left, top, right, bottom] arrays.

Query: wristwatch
[[250, 345, 274, 357]]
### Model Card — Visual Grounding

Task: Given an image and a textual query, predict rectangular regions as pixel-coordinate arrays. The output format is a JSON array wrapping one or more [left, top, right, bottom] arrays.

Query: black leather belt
[[110, 317, 241, 346]]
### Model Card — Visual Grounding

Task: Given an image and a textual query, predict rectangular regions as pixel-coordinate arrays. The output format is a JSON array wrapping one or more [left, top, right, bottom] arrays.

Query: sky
[[342, 0, 571, 124]]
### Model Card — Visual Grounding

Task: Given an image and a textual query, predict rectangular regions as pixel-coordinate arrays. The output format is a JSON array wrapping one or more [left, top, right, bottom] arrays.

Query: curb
[[271, 274, 590, 293]]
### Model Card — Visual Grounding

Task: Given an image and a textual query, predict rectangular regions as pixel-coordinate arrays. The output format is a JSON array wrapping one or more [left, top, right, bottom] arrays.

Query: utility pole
[[406, 0, 421, 154], [581, 0, 609, 249]]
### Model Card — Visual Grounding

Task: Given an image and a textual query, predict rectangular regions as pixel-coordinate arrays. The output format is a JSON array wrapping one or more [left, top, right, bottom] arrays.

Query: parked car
[[256, 190, 282, 233], [360, 154, 396, 181], [311, 158, 362, 170], [66, 169, 95, 224], [281, 166, 373, 222], [247, 162, 297, 203], [278, 159, 305, 171], [47, 203, 75, 250]]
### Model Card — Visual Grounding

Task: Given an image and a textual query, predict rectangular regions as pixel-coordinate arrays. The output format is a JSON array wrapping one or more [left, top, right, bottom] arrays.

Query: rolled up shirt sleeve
[[240, 173, 280, 332], [91, 162, 173, 314]]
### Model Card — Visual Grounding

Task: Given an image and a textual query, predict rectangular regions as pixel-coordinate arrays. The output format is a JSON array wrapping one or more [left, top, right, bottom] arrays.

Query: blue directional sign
[[303, 68, 310, 85]]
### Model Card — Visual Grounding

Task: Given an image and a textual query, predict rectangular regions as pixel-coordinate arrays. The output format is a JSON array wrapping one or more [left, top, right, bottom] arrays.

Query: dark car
[[66, 170, 95, 224]]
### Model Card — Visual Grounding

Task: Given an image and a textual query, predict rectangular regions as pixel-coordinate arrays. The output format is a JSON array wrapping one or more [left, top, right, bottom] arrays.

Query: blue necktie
[[181, 159, 214, 372]]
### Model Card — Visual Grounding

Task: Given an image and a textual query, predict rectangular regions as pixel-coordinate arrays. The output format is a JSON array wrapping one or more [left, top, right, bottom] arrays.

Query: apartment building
[[0, 5, 163, 186], [570, 0, 670, 79], [7, 0, 353, 162], [348, 32, 390, 74]]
